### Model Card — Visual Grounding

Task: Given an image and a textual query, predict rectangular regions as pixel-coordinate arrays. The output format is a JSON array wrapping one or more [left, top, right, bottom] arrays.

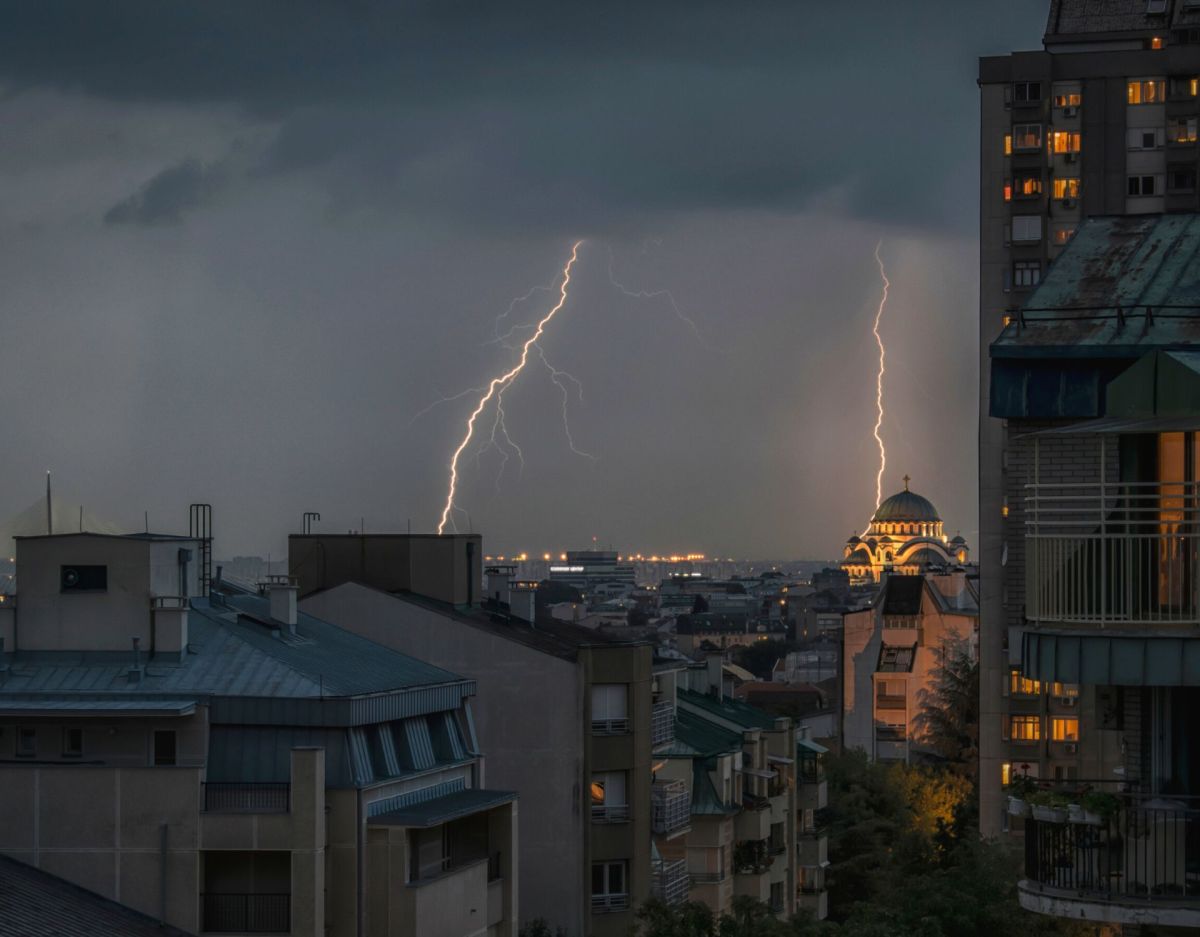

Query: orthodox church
[[841, 475, 969, 585]]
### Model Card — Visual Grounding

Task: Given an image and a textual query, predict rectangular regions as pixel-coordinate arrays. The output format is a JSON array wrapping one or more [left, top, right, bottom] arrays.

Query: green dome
[[872, 487, 941, 523]]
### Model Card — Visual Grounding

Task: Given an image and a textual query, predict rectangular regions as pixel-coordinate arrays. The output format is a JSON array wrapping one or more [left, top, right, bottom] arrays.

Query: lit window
[[1012, 123, 1042, 151], [1003, 183, 1012, 202], [1168, 117, 1198, 144], [1052, 225, 1077, 246], [1014, 261, 1041, 288], [590, 771, 628, 821], [1011, 215, 1041, 242], [1128, 79, 1165, 104], [1052, 177, 1081, 199], [1151, 36, 1165, 50], [1009, 715, 1040, 741], [1014, 174, 1043, 197], [1051, 131, 1082, 154], [1128, 174, 1159, 196], [1001, 762, 1011, 786], [1051, 717, 1079, 742], [1004, 133, 1012, 156], [1169, 76, 1198, 98], [1013, 82, 1042, 104], [1053, 92, 1082, 108], [1050, 682, 1079, 698], [1010, 669, 1041, 695]]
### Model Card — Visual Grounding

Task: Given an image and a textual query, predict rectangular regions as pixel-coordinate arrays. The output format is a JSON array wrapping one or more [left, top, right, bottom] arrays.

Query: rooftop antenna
[[45, 471, 52, 535], [78, 506, 83, 533], [145, 511, 149, 533]]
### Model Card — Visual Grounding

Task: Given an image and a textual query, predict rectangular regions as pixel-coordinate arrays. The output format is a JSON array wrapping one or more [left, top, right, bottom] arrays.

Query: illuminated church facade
[[841, 476, 969, 585]]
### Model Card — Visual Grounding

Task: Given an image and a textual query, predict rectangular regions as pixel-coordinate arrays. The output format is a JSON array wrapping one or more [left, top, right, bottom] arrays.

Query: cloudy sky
[[0, 1, 1047, 559]]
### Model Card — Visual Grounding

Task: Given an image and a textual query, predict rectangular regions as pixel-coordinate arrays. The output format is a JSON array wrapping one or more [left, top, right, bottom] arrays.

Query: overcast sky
[[0, 1, 1048, 559]]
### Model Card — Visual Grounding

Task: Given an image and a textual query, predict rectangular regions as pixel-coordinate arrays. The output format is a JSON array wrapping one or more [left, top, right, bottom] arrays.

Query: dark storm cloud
[[1, 1, 1046, 233], [104, 158, 226, 225]]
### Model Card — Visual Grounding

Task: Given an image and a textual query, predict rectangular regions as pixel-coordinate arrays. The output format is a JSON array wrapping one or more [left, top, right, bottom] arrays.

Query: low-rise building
[[0, 531, 517, 937], [842, 570, 978, 762]]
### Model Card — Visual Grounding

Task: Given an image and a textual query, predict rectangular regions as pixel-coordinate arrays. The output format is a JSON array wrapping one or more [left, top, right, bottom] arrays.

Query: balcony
[[591, 718, 629, 736], [876, 693, 906, 710], [591, 803, 630, 823], [201, 893, 289, 933], [652, 779, 691, 836], [1025, 480, 1200, 627], [799, 779, 828, 812], [591, 893, 630, 914], [1020, 794, 1200, 928], [203, 783, 290, 813], [875, 725, 907, 741], [652, 700, 675, 747], [652, 858, 689, 906]]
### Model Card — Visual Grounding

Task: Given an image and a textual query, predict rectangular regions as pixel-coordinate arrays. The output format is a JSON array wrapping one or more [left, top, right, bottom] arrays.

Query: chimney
[[267, 576, 298, 631], [509, 581, 537, 624]]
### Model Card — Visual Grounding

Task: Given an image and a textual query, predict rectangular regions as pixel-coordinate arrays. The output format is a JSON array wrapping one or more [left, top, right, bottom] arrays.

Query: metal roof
[[993, 214, 1200, 359], [668, 707, 743, 757], [0, 853, 195, 937], [689, 762, 737, 816], [0, 698, 196, 716], [368, 788, 515, 828], [881, 576, 924, 616], [0, 595, 474, 722], [677, 688, 778, 731], [1045, 0, 1163, 38]]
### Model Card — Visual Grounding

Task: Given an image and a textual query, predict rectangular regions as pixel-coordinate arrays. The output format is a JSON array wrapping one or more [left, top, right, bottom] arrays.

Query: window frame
[[62, 727, 83, 758], [1127, 78, 1166, 104], [1011, 123, 1042, 151], [590, 684, 629, 735], [590, 770, 630, 823], [1008, 714, 1041, 742], [1051, 717, 1079, 742]]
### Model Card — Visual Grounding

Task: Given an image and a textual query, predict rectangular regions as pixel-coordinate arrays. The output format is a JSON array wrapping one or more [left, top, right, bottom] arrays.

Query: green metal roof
[[368, 788, 516, 828], [798, 738, 829, 755], [690, 761, 737, 816], [677, 688, 778, 731], [671, 706, 744, 756]]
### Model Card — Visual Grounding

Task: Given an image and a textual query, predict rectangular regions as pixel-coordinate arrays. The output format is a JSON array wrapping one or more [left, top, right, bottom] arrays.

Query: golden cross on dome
[[903, 474, 910, 491]]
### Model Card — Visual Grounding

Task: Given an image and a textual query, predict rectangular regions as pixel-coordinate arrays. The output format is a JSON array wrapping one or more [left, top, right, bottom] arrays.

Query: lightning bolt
[[870, 240, 890, 510], [606, 246, 711, 350], [437, 240, 583, 535], [534, 343, 596, 461]]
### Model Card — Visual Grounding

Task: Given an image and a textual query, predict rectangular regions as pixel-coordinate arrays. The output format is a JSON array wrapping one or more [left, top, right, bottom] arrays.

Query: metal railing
[[651, 779, 691, 835], [690, 870, 728, 884], [591, 718, 629, 736], [590, 893, 630, 913], [652, 701, 675, 747], [591, 803, 630, 823], [652, 858, 689, 906], [1026, 479, 1200, 625], [1024, 795, 1200, 904], [203, 782, 290, 813], [201, 893, 290, 933], [876, 693, 906, 710], [875, 725, 907, 740]]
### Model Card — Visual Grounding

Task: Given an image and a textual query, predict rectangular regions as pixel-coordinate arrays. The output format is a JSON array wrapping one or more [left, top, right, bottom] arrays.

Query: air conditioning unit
[[1060, 696, 1077, 707], [1065, 743, 1079, 754], [1062, 106, 1078, 118]]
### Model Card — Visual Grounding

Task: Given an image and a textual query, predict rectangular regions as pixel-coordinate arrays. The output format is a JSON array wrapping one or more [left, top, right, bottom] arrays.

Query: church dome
[[871, 485, 941, 523]]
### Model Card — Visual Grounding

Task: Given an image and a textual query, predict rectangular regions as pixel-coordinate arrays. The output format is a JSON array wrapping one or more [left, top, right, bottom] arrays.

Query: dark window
[[16, 727, 35, 758], [62, 728, 82, 757], [1170, 168, 1197, 192], [153, 730, 177, 766], [60, 565, 107, 592], [1014, 81, 1042, 104], [1129, 174, 1158, 196], [1014, 261, 1041, 288]]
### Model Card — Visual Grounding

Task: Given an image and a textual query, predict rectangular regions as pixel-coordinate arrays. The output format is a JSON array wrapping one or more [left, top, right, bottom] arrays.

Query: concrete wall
[[13, 535, 200, 655], [289, 534, 482, 607], [303, 583, 585, 934]]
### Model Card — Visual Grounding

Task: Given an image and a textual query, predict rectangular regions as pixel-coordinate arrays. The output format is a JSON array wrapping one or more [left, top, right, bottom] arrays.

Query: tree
[[912, 635, 979, 783]]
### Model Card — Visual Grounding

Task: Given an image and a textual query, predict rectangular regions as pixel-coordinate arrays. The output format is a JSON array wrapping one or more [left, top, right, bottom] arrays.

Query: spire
[[903, 473, 911, 491]]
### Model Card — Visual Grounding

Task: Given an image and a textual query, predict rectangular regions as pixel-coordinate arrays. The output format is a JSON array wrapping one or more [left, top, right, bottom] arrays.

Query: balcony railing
[[591, 803, 630, 823], [690, 870, 728, 884], [876, 693, 906, 710], [652, 701, 675, 747], [201, 893, 290, 933], [1023, 795, 1200, 904], [1026, 480, 1200, 626], [652, 858, 689, 906], [875, 725, 907, 741], [652, 779, 691, 835], [591, 718, 629, 736], [203, 783, 290, 813], [591, 893, 630, 914]]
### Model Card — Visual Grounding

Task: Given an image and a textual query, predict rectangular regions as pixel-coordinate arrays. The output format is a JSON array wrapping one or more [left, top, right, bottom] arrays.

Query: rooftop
[[0, 854, 194, 937], [993, 214, 1200, 359], [881, 575, 925, 616], [1044, 0, 1165, 39], [677, 687, 779, 731]]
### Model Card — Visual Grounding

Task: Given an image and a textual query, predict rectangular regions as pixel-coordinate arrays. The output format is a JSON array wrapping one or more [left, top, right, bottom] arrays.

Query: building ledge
[[1018, 880, 1200, 928]]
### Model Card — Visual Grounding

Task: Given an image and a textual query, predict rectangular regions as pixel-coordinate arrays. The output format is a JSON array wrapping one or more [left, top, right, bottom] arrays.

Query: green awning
[[368, 788, 515, 828], [1022, 630, 1200, 686], [798, 738, 829, 755], [1107, 350, 1200, 418]]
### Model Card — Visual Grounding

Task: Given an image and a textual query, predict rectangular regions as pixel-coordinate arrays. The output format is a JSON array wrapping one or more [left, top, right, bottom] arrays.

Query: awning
[[798, 738, 829, 755], [0, 698, 197, 717], [1020, 414, 1200, 437], [369, 788, 516, 828], [1022, 630, 1200, 686], [742, 767, 775, 779], [767, 754, 793, 765]]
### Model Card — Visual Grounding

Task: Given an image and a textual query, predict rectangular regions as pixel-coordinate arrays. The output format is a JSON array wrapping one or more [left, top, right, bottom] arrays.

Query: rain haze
[[0, 1, 1047, 558]]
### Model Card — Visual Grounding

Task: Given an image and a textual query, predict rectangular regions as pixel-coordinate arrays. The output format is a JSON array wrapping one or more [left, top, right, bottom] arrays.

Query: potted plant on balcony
[[1078, 790, 1120, 826], [1029, 789, 1070, 823], [1006, 775, 1036, 817]]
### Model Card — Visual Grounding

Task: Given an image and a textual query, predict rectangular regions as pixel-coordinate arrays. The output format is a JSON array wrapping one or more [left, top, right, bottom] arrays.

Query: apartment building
[[986, 208, 1200, 933], [842, 571, 978, 762], [293, 535, 652, 937], [979, 0, 1200, 840], [0, 531, 517, 937], [651, 660, 823, 920]]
